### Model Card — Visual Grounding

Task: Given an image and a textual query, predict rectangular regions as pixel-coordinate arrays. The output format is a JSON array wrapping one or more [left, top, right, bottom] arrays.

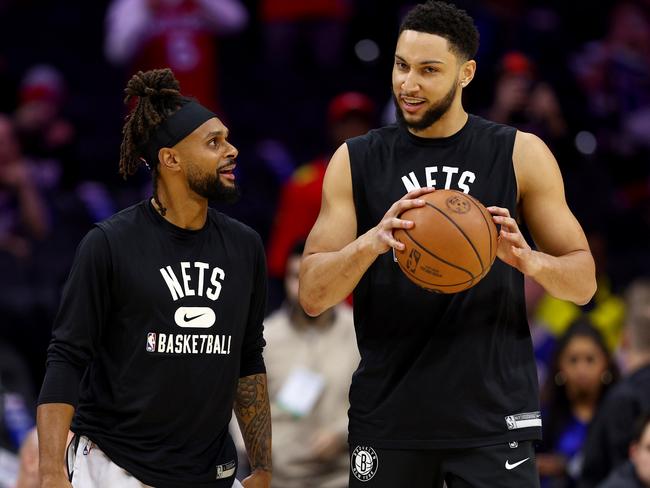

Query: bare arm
[[489, 131, 596, 305], [37, 403, 74, 487], [299, 144, 432, 316], [234, 373, 272, 487]]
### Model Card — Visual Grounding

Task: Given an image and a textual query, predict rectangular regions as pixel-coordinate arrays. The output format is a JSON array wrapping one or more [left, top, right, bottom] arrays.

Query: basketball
[[394, 190, 498, 293]]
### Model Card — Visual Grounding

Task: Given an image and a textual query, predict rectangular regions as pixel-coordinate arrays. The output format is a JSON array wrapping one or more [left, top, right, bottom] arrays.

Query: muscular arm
[[234, 373, 272, 477], [36, 403, 74, 486], [299, 144, 431, 316], [495, 131, 596, 305]]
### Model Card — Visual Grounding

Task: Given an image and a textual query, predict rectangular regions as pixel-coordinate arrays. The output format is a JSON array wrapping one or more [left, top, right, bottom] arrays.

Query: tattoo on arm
[[234, 373, 272, 472]]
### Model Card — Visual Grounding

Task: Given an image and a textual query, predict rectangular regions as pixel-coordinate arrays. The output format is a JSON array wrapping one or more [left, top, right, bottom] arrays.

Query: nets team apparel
[[38, 200, 267, 488], [345, 116, 541, 485]]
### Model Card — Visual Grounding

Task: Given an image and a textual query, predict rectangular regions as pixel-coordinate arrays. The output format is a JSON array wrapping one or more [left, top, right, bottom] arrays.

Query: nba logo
[[146, 333, 156, 352]]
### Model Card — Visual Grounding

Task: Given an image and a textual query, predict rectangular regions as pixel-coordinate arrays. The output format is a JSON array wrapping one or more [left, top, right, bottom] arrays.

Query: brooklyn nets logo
[[351, 445, 378, 482]]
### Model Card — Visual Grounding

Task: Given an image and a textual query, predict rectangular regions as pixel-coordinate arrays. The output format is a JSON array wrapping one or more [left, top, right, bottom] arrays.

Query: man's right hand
[[363, 187, 434, 255], [40, 471, 72, 488]]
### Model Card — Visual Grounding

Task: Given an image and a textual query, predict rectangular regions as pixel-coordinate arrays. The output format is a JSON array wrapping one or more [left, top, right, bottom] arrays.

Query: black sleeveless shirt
[[346, 115, 541, 449]]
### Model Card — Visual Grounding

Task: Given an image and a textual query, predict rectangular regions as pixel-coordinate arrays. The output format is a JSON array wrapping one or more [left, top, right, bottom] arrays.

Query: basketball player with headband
[[299, 2, 595, 487], [36, 69, 271, 488]]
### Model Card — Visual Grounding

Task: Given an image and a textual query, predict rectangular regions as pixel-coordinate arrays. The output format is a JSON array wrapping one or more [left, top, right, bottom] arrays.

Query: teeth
[[403, 98, 424, 104]]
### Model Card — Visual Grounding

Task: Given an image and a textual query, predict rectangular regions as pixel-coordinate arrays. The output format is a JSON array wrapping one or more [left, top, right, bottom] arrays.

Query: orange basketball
[[394, 190, 498, 293]]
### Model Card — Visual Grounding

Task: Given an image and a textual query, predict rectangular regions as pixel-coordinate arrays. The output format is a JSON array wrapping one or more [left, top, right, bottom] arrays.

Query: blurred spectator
[[596, 413, 650, 488], [105, 0, 248, 111], [572, 1, 650, 156], [14, 64, 74, 189], [0, 114, 49, 259], [0, 341, 35, 487], [260, 0, 350, 73], [266, 92, 375, 282], [538, 318, 618, 488], [487, 51, 568, 145], [580, 279, 650, 488], [261, 241, 359, 487]]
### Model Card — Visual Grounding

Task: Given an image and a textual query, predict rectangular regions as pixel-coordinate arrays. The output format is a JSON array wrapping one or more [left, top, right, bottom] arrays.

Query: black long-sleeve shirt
[[38, 200, 267, 488]]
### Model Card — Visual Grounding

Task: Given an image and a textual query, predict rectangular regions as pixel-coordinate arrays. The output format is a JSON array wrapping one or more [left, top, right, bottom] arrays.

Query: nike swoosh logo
[[505, 458, 530, 470], [184, 313, 205, 322]]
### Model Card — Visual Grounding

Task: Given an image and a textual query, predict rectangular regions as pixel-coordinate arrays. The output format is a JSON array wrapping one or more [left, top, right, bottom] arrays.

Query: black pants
[[348, 441, 540, 488]]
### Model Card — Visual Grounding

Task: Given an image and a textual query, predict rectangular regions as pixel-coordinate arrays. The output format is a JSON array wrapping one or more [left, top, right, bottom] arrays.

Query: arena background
[[0, 0, 649, 485]]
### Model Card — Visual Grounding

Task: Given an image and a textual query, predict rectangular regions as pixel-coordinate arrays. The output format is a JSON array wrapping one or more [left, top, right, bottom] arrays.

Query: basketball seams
[[424, 201, 485, 273], [465, 194, 497, 268]]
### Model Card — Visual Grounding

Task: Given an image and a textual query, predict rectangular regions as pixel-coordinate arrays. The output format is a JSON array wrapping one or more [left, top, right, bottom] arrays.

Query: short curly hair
[[399, 1, 479, 61]]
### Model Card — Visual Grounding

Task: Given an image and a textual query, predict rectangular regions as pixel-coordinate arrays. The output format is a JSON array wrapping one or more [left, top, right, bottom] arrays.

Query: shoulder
[[470, 114, 517, 138], [346, 125, 399, 152], [95, 200, 148, 237], [209, 209, 264, 249]]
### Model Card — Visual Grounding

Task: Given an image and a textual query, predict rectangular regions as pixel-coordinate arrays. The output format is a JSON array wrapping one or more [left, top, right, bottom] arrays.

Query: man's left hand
[[241, 469, 271, 488], [488, 206, 542, 277]]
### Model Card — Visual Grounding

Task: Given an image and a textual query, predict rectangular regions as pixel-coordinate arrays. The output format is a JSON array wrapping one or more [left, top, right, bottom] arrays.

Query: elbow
[[298, 280, 330, 317], [574, 279, 597, 306], [299, 291, 327, 317]]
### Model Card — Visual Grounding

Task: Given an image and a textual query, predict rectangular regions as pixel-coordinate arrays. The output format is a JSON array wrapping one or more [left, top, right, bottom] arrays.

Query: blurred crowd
[[0, 0, 649, 487]]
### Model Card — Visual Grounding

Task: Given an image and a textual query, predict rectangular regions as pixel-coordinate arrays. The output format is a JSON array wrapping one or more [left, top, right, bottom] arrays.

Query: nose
[[226, 141, 238, 159], [401, 70, 419, 94]]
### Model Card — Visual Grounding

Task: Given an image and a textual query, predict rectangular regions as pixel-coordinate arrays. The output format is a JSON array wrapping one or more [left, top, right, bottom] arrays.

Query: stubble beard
[[394, 77, 459, 132]]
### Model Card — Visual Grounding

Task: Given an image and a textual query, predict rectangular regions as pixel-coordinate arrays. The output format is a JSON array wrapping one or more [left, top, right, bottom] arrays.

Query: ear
[[459, 59, 477, 88], [158, 148, 181, 173]]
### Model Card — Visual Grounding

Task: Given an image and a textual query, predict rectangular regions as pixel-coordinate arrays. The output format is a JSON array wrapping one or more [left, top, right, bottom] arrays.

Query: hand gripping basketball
[[394, 190, 498, 293], [367, 187, 435, 255], [488, 206, 541, 276]]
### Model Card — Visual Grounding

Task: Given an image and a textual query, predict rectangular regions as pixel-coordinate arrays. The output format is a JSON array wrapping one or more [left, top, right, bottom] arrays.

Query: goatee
[[188, 163, 240, 204]]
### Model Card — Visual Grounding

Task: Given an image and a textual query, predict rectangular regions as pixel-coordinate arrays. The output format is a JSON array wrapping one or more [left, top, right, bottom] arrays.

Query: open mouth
[[218, 164, 236, 180], [400, 96, 426, 112]]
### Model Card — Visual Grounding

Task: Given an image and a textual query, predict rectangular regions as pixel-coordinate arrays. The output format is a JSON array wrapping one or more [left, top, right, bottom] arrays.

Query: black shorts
[[348, 441, 540, 488]]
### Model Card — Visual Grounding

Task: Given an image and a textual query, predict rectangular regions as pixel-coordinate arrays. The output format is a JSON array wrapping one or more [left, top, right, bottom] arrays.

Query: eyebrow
[[205, 130, 228, 139], [395, 54, 445, 65]]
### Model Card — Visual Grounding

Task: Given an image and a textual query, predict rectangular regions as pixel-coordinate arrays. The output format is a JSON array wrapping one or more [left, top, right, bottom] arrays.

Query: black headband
[[141, 100, 216, 166]]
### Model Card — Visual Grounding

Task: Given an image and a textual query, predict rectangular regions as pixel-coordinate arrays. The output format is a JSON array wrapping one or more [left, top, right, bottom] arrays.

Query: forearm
[[529, 249, 596, 305], [234, 374, 272, 475], [36, 403, 74, 479], [299, 232, 378, 316]]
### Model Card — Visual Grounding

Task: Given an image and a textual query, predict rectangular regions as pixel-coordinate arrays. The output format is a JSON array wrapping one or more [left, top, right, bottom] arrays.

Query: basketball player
[[299, 2, 596, 487], [36, 69, 271, 488]]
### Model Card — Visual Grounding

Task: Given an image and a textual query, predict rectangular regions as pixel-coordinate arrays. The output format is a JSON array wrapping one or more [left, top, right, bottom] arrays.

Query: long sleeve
[[239, 236, 267, 378], [37, 227, 112, 407]]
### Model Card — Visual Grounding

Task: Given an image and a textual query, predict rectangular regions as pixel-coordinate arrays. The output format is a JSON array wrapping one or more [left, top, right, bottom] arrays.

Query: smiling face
[[173, 117, 240, 203], [392, 30, 473, 132]]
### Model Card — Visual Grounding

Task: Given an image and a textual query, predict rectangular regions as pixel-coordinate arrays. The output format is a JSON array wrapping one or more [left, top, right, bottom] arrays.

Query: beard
[[187, 160, 240, 204], [394, 77, 458, 132]]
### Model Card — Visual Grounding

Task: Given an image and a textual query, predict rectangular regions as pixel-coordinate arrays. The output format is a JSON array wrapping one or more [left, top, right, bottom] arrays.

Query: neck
[[407, 102, 468, 139], [154, 178, 208, 230]]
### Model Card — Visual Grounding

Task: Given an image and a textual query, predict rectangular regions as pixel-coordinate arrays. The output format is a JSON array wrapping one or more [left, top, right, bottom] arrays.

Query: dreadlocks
[[119, 68, 183, 216]]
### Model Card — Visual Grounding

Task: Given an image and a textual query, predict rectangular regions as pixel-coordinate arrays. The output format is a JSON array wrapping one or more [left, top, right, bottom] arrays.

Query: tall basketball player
[[37, 69, 271, 488], [299, 2, 596, 487]]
